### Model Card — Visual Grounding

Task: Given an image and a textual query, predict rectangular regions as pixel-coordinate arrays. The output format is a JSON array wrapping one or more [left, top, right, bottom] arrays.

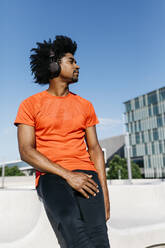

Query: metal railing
[[0, 160, 21, 188]]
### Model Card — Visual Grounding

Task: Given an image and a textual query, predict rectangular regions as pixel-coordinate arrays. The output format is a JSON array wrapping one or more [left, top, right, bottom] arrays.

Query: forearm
[[20, 146, 71, 180], [88, 144, 110, 220], [88, 144, 108, 190]]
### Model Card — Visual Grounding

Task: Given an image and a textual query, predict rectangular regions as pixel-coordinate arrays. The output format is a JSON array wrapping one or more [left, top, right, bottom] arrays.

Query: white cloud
[[97, 117, 124, 139], [98, 117, 122, 127]]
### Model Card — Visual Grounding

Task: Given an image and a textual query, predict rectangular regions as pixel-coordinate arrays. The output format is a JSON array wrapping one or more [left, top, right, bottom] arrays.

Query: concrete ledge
[[0, 189, 59, 248], [0, 181, 165, 248], [108, 182, 165, 248]]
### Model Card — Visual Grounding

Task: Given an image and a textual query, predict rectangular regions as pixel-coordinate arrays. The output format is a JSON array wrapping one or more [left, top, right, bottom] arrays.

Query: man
[[15, 35, 110, 247]]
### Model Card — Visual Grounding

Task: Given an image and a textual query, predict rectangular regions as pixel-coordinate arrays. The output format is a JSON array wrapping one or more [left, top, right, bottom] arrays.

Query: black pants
[[36, 170, 110, 248]]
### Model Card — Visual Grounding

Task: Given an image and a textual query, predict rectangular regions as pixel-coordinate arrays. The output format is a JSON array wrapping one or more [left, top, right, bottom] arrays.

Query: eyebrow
[[68, 57, 77, 64]]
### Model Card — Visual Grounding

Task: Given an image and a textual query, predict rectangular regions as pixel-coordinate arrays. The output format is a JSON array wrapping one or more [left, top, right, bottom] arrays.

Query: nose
[[75, 62, 80, 69]]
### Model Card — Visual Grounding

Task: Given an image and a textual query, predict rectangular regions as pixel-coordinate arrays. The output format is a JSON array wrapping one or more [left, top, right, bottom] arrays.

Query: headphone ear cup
[[49, 61, 61, 78]]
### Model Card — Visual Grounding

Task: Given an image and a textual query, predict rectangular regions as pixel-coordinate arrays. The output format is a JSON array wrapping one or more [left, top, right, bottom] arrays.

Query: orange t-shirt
[[14, 90, 99, 187]]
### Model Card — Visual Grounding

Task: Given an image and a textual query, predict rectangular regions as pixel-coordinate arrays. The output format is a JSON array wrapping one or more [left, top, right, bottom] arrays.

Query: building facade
[[124, 86, 165, 178], [99, 135, 125, 166]]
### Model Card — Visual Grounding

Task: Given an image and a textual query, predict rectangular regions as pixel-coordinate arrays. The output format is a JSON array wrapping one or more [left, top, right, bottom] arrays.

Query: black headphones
[[49, 50, 61, 78]]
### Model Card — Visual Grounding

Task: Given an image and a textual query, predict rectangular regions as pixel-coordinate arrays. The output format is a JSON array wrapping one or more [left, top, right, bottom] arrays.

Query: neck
[[47, 79, 69, 96]]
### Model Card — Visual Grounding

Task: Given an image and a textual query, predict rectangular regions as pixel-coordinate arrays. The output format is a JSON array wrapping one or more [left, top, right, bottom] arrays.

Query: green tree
[[0, 166, 25, 176], [107, 154, 142, 179]]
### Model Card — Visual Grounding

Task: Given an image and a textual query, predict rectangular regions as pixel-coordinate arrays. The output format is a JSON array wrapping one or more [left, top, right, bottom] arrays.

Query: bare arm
[[85, 125, 110, 221], [17, 124, 98, 198], [18, 124, 71, 177]]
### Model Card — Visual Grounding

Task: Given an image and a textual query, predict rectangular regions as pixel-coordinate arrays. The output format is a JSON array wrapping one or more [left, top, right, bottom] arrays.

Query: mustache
[[73, 70, 79, 73]]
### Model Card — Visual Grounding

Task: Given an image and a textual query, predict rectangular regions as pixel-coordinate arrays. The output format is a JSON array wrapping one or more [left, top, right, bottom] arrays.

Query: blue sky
[[1, 0, 165, 162]]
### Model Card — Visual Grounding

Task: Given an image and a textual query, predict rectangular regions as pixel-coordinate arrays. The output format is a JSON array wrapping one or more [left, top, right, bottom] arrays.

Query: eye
[[69, 59, 74, 64]]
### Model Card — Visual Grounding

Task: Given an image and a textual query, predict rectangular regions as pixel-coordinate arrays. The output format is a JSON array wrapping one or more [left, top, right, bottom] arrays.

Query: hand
[[66, 171, 99, 199]]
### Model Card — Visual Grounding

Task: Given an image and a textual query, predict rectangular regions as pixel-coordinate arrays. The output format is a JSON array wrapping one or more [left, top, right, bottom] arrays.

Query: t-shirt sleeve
[[14, 98, 35, 127], [85, 101, 99, 128]]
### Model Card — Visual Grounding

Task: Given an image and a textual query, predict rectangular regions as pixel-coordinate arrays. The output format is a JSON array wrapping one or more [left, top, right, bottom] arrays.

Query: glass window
[[125, 101, 131, 112], [163, 154, 165, 167], [159, 141, 163, 153], [147, 91, 157, 105], [127, 112, 130, 122], [157, 115, 163, 127], [132, 145, 136, 157], [159, 88, 165, 102], [151, 142, 155, 154], [138, 120, 141, 131], [145, 144, 148, 155], [135, 98, 140, 109], [130, 123, 133, 133], [148, 130, 152, 142], [135, 132, 140, 144], [153, 104, 159, 115], [125, 124, 128, 132], [135, 121, 139, 132], [129, 135, 132, 146], [148, 156, 151, 168], [148, 106, 152, 117], [153, 128, 159, 141], [132, 111, 134, 121], [134, 122, 137, 132], [143, 95, 146, 106], [141, 131, 145, 143]]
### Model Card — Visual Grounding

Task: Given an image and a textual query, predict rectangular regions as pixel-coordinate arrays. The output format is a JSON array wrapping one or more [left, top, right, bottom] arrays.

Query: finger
[[82, 185, 96, 196], [87, 177, 98, 188], [87, 174, 93, 178], [106, 212, 110, 221], [106, 214, 110, 221], [79, 188, 89, 199], [85, 182, 99, 193]]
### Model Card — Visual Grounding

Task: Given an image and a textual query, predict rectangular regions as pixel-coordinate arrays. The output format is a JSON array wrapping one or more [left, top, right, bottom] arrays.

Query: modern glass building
[[124, 86, 165, 178]]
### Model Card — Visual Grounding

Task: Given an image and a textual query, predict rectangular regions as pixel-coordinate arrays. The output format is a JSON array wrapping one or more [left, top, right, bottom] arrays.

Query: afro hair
[[30, 35, 77, 85]]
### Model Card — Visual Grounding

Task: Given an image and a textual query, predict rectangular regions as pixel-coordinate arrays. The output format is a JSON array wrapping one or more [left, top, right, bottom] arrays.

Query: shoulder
[[70, 93, 99, 127], [70, 92, 93, 107], [19, 91, 46, 109], [15, 91, 46, 126], [22, 91, 45, 104], [18, 91, 46, 116]]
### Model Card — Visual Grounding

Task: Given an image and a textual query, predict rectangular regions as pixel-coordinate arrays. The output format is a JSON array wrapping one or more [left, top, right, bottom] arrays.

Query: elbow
[[19, 146, 33, 162], [20, 149, 28, 162], [20, 151, 26, 162]]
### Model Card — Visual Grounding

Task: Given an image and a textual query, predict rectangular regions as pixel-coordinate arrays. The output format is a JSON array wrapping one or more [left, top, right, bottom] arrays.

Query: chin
[[73, 78, 78, 83], [68, 77, 79, 84]]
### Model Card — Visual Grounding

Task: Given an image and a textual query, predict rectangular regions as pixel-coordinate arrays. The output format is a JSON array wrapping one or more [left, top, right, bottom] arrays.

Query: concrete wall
[[0, 178, 165, 248]]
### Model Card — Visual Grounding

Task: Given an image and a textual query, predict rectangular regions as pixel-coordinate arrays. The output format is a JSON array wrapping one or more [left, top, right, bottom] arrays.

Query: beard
[[61, 71, 79, 84], [67, 77, 78, 84], [68, 72, 79, 84], [72, 76, 78, 82]]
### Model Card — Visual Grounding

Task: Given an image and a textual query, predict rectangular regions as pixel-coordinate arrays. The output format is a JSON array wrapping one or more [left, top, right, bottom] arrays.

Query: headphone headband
[[49, 50, 56, 62]]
